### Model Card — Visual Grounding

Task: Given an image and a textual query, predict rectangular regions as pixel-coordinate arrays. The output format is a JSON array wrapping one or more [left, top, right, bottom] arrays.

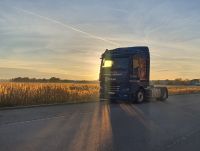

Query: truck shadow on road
[[107, 102, 159, 151]]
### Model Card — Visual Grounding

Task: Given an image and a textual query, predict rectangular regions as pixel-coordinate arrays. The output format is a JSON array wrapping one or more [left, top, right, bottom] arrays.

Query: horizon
[[0, 0, 200, 80], [0, 77, 200, 81]]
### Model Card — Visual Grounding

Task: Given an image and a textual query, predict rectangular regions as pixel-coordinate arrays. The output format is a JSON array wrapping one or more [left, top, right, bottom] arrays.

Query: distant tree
[[174, 78, 182, 85], [49, 77, 61, 82], [10, 77, 98, 83], [190, 79, 200, 85]]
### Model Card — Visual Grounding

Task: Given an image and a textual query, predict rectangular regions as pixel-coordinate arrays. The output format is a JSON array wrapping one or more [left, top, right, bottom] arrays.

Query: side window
[[133, 56, 147, 80], [133, 56, 140, 79]]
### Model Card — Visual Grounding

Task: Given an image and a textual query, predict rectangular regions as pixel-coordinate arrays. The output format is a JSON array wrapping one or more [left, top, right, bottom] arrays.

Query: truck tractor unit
[[99, 46, 168, 103]]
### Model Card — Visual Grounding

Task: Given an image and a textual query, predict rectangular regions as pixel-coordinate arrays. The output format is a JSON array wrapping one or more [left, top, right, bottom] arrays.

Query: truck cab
[[99, 46, 168, 103]]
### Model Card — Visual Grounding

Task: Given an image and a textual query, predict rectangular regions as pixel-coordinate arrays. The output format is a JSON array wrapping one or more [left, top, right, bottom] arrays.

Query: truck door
[[133, 55, 147, 81]]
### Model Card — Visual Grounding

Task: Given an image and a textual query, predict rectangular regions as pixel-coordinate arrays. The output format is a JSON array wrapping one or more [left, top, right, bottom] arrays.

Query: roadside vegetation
[[0, 82, 200, 107], [167, 85, 200, 95], [0, 82, 99, 107]]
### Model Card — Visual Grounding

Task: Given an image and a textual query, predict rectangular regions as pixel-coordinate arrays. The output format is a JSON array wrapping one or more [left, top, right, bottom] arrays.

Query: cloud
[[0, 67, 51, 79], [0, 0, 199, 80], [13, 7, 119, 46], [0, 67, 97, 80]]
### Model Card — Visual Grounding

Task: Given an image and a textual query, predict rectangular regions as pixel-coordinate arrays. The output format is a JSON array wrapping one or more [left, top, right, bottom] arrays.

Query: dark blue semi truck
[[99, 46, 168, 103]]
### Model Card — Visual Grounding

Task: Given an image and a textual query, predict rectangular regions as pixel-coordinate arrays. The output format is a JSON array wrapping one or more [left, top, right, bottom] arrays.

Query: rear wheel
[[159, 87, 168, 101], [135, 89, 145, 103]]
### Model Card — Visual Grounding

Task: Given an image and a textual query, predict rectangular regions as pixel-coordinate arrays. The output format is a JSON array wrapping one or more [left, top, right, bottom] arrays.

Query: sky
[[0, 0, 200, 80]]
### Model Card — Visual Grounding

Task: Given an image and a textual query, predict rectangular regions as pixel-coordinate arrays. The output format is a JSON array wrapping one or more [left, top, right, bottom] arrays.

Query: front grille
[[109, 85, 120, 92], [100, 83, 130, 100]]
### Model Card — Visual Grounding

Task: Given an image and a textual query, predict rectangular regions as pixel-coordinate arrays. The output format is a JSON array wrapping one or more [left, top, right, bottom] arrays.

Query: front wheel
[[135, 89, 145, 103]]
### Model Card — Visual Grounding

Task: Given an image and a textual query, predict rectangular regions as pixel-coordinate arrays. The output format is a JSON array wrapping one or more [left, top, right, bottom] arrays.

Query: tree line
[[11, 77, 98, 84], [151, 78, 200, 86], [10, 77, 200, 85]]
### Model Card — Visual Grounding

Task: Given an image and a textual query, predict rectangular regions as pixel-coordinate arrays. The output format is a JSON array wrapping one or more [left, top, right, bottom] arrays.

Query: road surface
[[1, 94, 200, 151]]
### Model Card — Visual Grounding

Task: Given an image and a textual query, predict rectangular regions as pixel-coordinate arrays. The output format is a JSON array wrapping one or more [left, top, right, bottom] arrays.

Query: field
[[166, 85, 200, 95], [0, 82, 200, 107], [0, 82, 99, 107]]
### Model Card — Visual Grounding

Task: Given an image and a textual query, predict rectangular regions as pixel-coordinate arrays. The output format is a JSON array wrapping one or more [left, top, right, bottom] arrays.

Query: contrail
[[13, 7, 119, 46]]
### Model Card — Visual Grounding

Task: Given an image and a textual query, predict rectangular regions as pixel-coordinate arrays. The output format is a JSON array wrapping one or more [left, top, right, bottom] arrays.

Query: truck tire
[[135, 89, 145, 103], [159, 87, 168, 101]]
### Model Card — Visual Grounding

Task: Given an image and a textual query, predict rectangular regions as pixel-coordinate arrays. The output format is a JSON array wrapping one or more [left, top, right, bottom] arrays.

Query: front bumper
[[100, 91, 130, 101]]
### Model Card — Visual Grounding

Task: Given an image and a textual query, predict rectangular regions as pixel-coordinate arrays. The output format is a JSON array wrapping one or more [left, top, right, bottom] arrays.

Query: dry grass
[[0, 82, 200, 107], [167, 85, 200, 95], [0, 82, 99, 107]]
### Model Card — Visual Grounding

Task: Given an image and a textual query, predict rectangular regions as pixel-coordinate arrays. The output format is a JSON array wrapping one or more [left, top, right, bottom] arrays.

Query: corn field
[[0, 82, 99, 107], [0, 82, 200, 107]]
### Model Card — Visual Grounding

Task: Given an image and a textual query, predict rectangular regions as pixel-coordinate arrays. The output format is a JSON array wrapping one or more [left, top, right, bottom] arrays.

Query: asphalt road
[[1, 94, 200, 151]]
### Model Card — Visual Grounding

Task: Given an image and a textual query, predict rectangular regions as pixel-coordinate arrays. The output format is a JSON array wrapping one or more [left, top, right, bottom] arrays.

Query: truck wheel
[[135, 89, 145, 103], [160, 88, 168, 101]]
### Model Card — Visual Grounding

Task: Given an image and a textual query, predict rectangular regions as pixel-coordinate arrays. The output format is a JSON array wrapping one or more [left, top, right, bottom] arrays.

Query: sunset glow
[[0, 0, 199, 80]]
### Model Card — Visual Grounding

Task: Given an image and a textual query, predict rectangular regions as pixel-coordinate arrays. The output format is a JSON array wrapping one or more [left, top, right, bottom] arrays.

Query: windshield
[[102, 58, 129, 70]]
